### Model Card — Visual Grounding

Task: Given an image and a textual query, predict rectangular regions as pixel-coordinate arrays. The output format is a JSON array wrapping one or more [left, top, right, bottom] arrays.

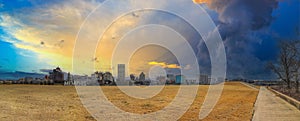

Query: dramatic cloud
[[148, 61, 181, 69], [0, 0, 102, 72], [0, 0, 150, 74], [194, 0, 279, 79], [199, 0, 278, 34], [0, 0, 296, 79]]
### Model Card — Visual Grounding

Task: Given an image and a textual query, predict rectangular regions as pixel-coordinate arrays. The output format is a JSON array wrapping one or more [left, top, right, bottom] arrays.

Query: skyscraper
[[118, 64, 125, 82]]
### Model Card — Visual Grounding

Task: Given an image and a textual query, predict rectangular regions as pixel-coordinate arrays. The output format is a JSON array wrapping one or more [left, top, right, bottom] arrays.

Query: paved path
[[252, 87, 300, 121]]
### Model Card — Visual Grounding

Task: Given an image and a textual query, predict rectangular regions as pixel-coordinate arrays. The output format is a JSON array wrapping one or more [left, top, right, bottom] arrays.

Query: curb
[[239, 82, 260, 121], [251, 86, 261, 121], [267, 87, 300, 110]]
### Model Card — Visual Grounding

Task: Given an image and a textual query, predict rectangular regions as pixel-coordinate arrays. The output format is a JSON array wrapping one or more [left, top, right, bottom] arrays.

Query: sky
[[0, 0, 299, 80]]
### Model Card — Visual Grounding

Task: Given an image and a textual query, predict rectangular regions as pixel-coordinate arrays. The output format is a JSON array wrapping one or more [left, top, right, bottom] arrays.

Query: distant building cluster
[[114, 64, 224, 85], [0, 67, 74, 85], [128, 72, 151, 86], [0, 65, 228, 86]]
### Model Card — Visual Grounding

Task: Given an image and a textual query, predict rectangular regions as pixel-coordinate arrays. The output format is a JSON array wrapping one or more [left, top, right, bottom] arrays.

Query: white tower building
[[118, 64, 125, 82]]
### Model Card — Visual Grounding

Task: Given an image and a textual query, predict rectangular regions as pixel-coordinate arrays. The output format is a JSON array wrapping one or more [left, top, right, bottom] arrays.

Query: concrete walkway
[[252, 87, 300, 121]]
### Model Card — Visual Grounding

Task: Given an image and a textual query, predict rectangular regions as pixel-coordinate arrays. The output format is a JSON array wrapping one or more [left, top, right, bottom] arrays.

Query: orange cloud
[[148, 61, 181, 69], [193, 0, 211, 4]]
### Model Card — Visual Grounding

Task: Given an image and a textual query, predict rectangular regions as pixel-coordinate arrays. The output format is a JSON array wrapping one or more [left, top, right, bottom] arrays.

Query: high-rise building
[[175, 75, 185, 84], [118, 64, 125, 82]]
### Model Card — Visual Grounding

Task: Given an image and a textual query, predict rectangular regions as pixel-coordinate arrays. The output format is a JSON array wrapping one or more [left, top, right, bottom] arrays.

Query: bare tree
[[268, 41, 300, 89], [293, 41, 300, 93], [294, 71, 299, 93], [297, 76, 299, 93], [291, 41, 300, 93], [130, 74, 135, 81]]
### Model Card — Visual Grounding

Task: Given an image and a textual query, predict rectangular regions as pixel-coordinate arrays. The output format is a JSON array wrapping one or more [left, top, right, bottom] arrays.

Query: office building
[[118, 64, 125, 81]]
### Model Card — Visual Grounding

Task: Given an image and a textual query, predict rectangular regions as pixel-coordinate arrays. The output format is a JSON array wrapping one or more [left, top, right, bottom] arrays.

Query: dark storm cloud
[[203, 0, 279, 79], [208, 0, 278, 31]]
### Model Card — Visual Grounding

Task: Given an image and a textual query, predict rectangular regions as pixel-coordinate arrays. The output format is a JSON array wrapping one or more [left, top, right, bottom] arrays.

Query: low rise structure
[[49, 67, 64, 84]]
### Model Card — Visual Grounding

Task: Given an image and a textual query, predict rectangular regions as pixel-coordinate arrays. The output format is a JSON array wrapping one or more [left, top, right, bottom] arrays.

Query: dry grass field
[[0, 82, 258, 121]]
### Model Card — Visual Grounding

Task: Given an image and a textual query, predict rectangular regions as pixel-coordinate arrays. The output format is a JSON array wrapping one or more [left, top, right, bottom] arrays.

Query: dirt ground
[[0, 82, 258, 121]]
